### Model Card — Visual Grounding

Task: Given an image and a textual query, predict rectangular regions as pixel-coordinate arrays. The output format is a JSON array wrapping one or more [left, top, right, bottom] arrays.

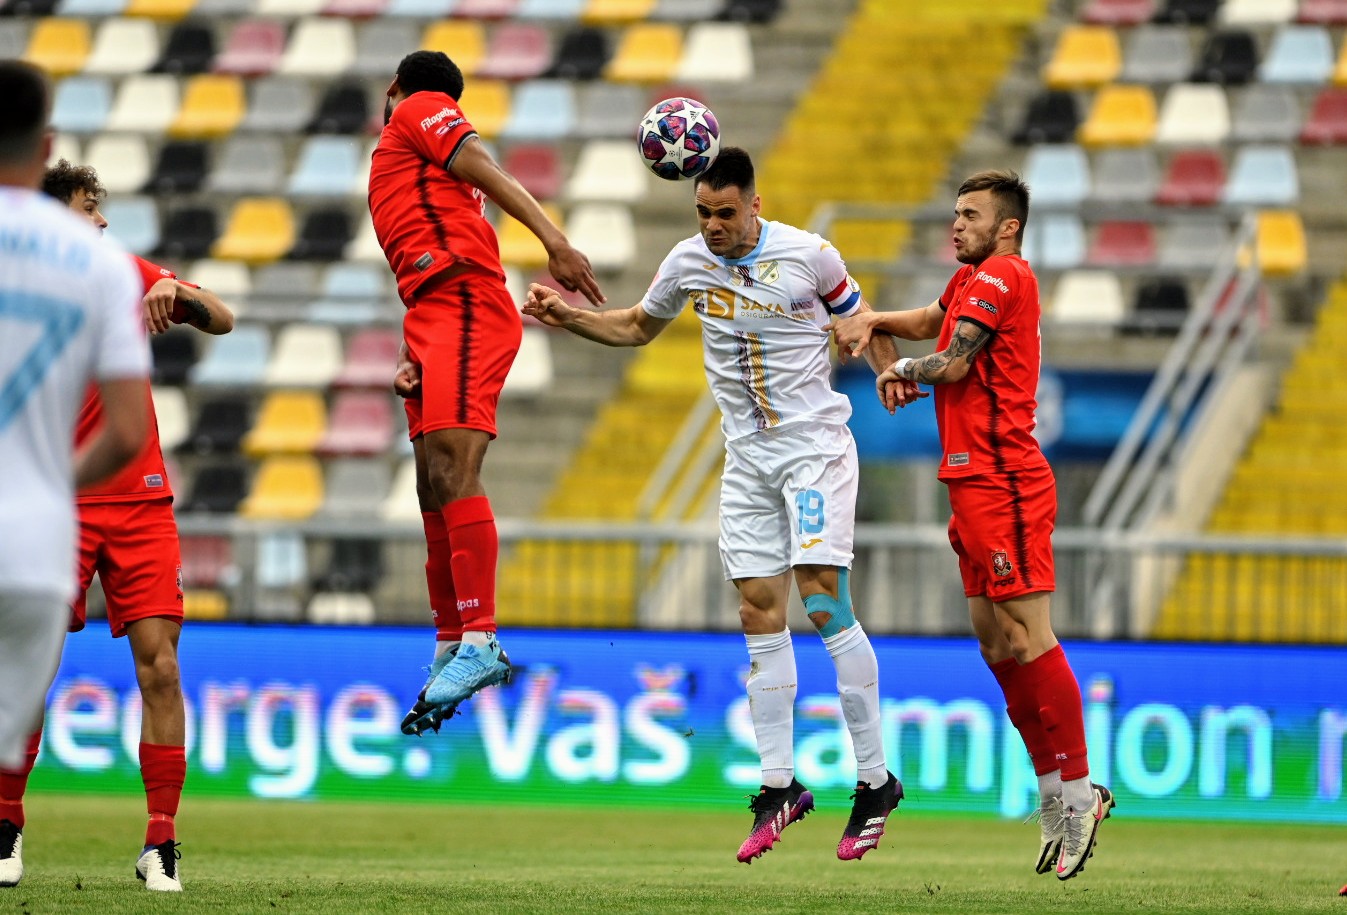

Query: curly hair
[[41, 158, 105, 205]]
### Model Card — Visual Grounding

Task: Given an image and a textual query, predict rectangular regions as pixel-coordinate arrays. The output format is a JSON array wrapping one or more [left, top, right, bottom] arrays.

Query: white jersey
[[0, 188, 148, 598], [641, 218, 862, 442]]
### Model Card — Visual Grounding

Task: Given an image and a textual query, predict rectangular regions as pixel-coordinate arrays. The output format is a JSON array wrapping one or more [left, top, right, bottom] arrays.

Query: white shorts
[[0, 590, 67, 767], [718, 421, 858, 580]]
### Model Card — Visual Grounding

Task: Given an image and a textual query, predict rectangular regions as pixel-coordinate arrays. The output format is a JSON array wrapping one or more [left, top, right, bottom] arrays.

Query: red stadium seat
[[454, 0, 520, 16], [1300, 87, 1347, 144], [476, 22, 552, 80], [334, 327, 400, 388], [1088, 220, 1157, 267], [503, 143, 562, 200], [317, 390, 395, 457], [324, 0, 389, 15], [214, 20, 284, 76], [1298, 0, 1347, 24], [180, 535, 235, 588], [1080, 0, 1155, 24], [1155, 149, 1226, 206]]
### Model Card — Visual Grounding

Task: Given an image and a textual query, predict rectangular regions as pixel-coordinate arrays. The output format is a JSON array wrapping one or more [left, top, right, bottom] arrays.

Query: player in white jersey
[[0, 61, 149, 784], [525, 147, 925, 863]]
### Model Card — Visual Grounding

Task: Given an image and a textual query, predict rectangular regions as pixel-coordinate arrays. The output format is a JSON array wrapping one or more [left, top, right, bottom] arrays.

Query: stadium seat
[[288, 136, 361, 197], [85, 21, 157, 78], [380, 457, 419, 520], [652, 0, 722, 18], [1087, 220, 1156, 266], [503, 143, 563, 200], [317, 390, 394, 456], [353, 20, 416, 77], [719, 0, 778, 20], [502, 327, 554, 396], [1128, 275, 1191, 334], [422, 20, 485, 76], [290, 208, 354, 261], [516, 0, 584, 17], [243, 391, 327, 456], [213, 198, 295, 264], [1021, 143, 1090, 208], [180, 460, 248, 513], [1191, 29, 1258, 84], [335, 327, 400, 388], [496, 205, 556, 268], [150, 386, 189, 452], [23, 18, 90, 77], [249, 261, 318, 310], [306, 592, 376, 625], [1091, 147, 1160, 204], [1231, 84, 1301, 141], [1221, 0, 1295, 23], [1122, 25, 1192, 83], [321, 261, 385, 300], [548, 26, 609, 79], [576, 81, 644, 137], [565, 138, 647, 202], [50, 76, 110, 134], [157, 205, 219, 260], [179, 535, 235, 588], [170, 74, 244, 138], [102, 195, 159, 255], [308, 82, 371, 134], [565, 204, 635, 271], [1159, 214, 1233, 268], [1260, 25, 1335, 83], [1335, 35, 1347, 85], [194, 0, 249, 14], [146, 140, 208, 194], [345, 219, 386, 263], [57, 0, 127, 14], [208, 135, 284, 195], [254, 532, 309, 593], [105, 75, 179, 134], [583, 0, 653, 23], [1012, 89, 1080, 144], [605, 23, 682, 83], [255, 0, 324, 14], [182, 393, 250, 454], [263, 324, 343, 388], [149, 330, 198, 385], [1255, 210, 1307, 275], [242, 77, 315, 134], [501, 80, 576, 140], [154, 21, 214, 74], [0, 21, 27, 59], [122, 0, 196, 17], [455, 0, 518, 15], [1044, 25, 1121, 89], [190, 323, 270, 386], [1155, 149, 1226, 205], [477, 22, 552, 80], [1021, 213, 1086, 270], [313, 538, 384, 592], [1155, 83, 1230, 144], [280, 18, 355, 77], [1153, 0, 1220, 23], [1048, 270, 1126, 326], [1300, 86, 1347, 143], [324, 0, 386, 14], [185, 258, 250, 302], [214, 19, 284, 76], [320, 460, 391, 519], [83, 134, 149, 193], [1080, 0, 1154, 23], [1078, 84, 1157, 146], [47, 133, 80, 168], [677, 21, 752, 82], [1298, 0, 1347, 24], [1222, 144, 1299, 205]]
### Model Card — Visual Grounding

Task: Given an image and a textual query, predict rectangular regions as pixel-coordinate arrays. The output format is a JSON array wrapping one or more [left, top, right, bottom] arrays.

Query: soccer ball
[[637, 97, 721, 181]]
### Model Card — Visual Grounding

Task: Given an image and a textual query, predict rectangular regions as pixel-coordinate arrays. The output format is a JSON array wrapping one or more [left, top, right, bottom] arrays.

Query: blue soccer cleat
[[400, 646, 460, 736], [423, 639, 513, 710]]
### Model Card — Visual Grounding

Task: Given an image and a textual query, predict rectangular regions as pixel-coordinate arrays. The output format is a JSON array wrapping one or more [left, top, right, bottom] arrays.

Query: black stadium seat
[[289, 208, 353, 261], [1153, 0, 1220, 24], [1127, 276, 1191, 336], [145, 141, 208, 194], [720, 0, 780, 22], [180, 461, 248, 514], [149, 330, 199, 386], [156, 205, 218, 260], [307, 82, 369, 134], [1012, 89, 1080, 145], [154, 21, 216, 75], [314, 538, 385, 592], [548, 27, 609, 81], [1190, 30, 1258, 85], [183, 394, 251, 455]]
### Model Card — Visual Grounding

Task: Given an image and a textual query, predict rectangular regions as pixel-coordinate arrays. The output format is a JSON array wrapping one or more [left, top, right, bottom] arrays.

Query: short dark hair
[[41, 159, 105, 205], [0, 60, 51, 166], [396, 50, 464, 101], [695, 146, 754, 196], [957, 170, 1030, 241]]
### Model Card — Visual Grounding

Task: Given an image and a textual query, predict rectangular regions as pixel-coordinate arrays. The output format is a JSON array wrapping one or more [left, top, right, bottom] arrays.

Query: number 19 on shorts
[[795, 488, 826, 535]]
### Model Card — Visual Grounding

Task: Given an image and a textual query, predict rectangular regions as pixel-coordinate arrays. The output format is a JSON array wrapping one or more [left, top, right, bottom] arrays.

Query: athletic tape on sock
[[803, 569, 855, 638]]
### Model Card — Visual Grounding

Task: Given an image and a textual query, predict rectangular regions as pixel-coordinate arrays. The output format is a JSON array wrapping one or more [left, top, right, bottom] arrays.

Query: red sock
[[1024, 644, 1090, 781], [442, 496, 497, 633], [0, 730, 42, 829], [139, 742, 185, 847], [989, 658, 1058, 776], [423, 511, 462, 641]]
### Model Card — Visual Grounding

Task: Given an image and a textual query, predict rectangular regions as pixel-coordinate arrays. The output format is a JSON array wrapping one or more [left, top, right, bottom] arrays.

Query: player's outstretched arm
[[450, 138, 606, 307], [142, 279, 235, 335], [523, 283, 670, 347], [876, 317, 992, 412], [851, 303, 927, 410], [74, 377, 149, 488], [831, 301, 944, 360]]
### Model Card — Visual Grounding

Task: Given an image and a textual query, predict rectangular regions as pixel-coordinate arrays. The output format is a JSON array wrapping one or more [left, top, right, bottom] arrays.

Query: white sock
[[821, 622, 886, 787], [1038, 770, 1062, 807], [461, 630, 493, 649], [434, 640, 461, 660], [1061, 776, 1094, 812], [745, 630, 797, 788]]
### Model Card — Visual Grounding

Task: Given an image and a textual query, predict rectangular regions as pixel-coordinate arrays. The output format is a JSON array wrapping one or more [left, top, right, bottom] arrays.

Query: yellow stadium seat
[[123, 0, 196, 18], [421, 21, 485, 77], [460, 79, 509, 138], [1077, 85, 1156, 147], [1044, 25, 1121, 89], [170, 75, 245, 139], [24, 19, 91, 77], [1256, 210, 1308, 276], [496, 202, 560, 268], [1335, 34, 1347, 86], [605, 24, 683, 83], [242, 390, 327, 457], [183, 589, 229, 621], [239, 456, 324, 521], [582, 0, 656, 24], [212, 198, 296, 264]]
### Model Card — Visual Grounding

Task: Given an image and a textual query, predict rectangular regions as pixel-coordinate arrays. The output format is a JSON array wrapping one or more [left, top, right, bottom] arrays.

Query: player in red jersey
[[0, 161, 233, 893], [831, 171, 1113, 881], [368, 50, 604, 734]]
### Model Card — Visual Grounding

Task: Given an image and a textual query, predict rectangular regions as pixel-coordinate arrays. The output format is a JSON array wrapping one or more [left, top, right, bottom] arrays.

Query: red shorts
[[946, 464, 1056, 602], [72, 498, 184, 638], [402, 270, 523, 441]]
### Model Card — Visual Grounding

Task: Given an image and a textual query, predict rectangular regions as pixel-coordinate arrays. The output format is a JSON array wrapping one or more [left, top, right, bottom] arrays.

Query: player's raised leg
[[127, 617, 186, 892]]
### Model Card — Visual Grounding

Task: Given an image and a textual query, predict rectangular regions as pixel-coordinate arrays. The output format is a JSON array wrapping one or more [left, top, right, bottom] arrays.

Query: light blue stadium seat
[[307, 300, 385, 325], [500, 79, 576, 140], [288, 135, 362, 197], [1022, 143, 1090, 208], [1259, 25, 1334, 83], [50, 76, 111, 134], [322, 262, 387, 300], [1023, 213, 1087, 270], [257, 531, 307, 589], [515, 0, 584, 18], [56, 0, 128, 15], [101, 196, 158, 256], [383, 0, 455, 16], [1221, 144, 1299, 206], [190, 324, 271, 386]]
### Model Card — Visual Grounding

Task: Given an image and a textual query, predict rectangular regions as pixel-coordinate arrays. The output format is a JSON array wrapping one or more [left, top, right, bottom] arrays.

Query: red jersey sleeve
[[389, 93, 478, 170], [946, 256, 1019, 335], [133, 255, 175, 291]]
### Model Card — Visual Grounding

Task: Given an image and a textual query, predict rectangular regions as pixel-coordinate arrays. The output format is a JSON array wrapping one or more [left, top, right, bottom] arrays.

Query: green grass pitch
[[5, 794, 1342, 914]]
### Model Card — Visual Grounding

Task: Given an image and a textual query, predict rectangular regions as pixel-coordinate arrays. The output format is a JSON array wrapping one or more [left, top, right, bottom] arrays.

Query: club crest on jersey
[[757, 260, 779, 284], [991, 550, 1013, 578]]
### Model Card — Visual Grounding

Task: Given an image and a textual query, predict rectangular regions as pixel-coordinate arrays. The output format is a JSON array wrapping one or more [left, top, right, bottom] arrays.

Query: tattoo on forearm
[[899, 321, 991, 384], [177, 296, 212, 330]]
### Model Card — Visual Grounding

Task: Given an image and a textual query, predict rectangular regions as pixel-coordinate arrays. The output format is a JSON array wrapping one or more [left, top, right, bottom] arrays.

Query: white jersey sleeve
[[811, 240, 863, 319], [640, 242, 698, 321]]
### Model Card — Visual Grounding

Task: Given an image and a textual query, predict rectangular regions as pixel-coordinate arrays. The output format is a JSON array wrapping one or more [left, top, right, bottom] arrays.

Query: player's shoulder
[[977, 254, 1033, 283], [389, 91, 467, 133]]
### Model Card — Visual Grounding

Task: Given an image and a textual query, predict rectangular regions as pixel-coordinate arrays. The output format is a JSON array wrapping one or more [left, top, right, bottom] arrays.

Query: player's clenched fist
[[522, 282, 575, 327], [143, 277, 177, 335]]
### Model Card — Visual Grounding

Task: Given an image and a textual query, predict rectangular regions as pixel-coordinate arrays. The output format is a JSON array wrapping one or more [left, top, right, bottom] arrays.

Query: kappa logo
[[974, 271, 1009, 294], [992, 550, 1014, 578]]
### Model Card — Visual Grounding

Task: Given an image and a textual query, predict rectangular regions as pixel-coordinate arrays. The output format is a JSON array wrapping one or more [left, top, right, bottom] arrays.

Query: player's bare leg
[[127, 617, 186, 892]]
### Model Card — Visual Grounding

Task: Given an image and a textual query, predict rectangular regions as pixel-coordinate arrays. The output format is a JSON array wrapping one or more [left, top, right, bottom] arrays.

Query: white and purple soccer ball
[[637, 97, 721, 181]]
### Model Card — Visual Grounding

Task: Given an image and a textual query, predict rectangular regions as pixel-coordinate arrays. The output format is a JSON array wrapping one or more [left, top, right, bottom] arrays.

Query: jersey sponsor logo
[[789, 298, 815, 314], [757, 260, 780, 284], [413, 252, 434, 271], [974, 271, 1009, 294], [729, 265, 754, 287], [144, 474, 164, 488], [947, 453, 970, 467], [969, 296, 998, 315], [801, 538, 823, 549], [419, 107, 460, 131], [992, 550, 1014, 578], [435, 117, 464, 136]]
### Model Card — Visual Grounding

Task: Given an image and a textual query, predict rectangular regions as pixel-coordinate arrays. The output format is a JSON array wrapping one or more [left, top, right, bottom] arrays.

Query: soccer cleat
[[400, 646, 460, 736], [0, 820, 22, 887], [1056, 784, 1115, 881], [1030, 797, 1065, 875], [837, 771, 903, 861], [736, 779, 814, 864], [135, 840, 182, 892], [423, 638, 512, 709]]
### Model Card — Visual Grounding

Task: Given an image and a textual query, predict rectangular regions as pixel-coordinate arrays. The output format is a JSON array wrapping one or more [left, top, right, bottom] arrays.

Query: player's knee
[[804, 588, 855, 638], [136, 650, 181, 700]]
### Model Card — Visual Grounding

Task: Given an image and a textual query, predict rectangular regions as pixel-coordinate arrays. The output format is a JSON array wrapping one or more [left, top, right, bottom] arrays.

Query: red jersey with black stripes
[[933, 254, 1050, 480], [368, 91, 506, 302]]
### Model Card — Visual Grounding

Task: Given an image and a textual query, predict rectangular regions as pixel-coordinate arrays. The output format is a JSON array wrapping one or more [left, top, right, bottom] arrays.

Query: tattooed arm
[[875, 318, 992, 411], [171, 283, 235, 335]]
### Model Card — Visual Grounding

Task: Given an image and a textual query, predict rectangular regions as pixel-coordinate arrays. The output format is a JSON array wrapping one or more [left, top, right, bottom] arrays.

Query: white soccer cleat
[[1031, 796, 1065, 875], [1056, 784, 1114, 880], [136, 840, 183, 892], [0, 820, 22, 887]]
